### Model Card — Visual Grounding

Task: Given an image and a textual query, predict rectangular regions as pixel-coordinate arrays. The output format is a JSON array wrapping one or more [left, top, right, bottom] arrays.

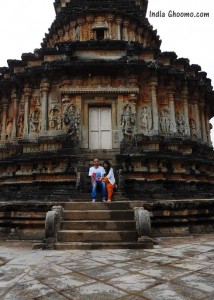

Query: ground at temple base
[[0, 235, 214, 300]]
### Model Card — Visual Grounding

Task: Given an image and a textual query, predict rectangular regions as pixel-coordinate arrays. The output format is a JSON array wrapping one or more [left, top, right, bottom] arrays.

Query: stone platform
[[0, 234, 214, 299]]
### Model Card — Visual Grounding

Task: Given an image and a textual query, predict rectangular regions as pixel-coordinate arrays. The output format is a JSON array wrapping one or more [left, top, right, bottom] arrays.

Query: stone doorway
[[89, 107, 112, 149]]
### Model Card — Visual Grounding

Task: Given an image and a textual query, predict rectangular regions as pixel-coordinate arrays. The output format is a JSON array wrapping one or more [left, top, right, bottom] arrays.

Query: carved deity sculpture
[[17, 114, 24, 137], [49, 106, 61, 131], [64, 104, 80, 138], [159, 108, 170, 134], [140, 106, 152, 134], [29, 109, 40, 133], [176, 111, 186, 136], [121, 104, 136, 136], [189, 118, 197, 140], [6, 119, 13, 140], [74, 25, 80, 41]]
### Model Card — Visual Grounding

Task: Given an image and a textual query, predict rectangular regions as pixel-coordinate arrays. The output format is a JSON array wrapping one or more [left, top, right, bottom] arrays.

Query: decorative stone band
[[59, 87, 139, 94]]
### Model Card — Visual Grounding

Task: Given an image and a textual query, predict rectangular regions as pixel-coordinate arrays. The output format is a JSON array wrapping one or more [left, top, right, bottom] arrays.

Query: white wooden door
[[89, 107, 112, 149]]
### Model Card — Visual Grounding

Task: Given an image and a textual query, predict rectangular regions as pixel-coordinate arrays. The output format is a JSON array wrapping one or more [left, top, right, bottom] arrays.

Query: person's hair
[[103, 160, 111, 175]]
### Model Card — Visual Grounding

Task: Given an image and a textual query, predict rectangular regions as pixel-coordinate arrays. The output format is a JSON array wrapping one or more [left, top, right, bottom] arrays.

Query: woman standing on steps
[[103, 160, 116, 202]]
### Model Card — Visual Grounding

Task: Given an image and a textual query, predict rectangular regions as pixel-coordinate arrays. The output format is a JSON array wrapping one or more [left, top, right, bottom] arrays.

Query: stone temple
[[0, 0, 214, 247]]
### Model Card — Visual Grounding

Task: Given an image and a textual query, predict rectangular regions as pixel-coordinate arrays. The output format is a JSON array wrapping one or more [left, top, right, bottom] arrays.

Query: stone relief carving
[[74, 25, 80, 41], [140, 106, 152, 134], [121, 103, 136, 137], [159, 108, 170, 134], [189, 118, 197, 140], [17, 114, 24, 137], [6, 118, 13, 140], [29, 109, 41, 133], [176, 111, 187, 136], [49, 106, 62, 131], [64, 104, 80, 138]]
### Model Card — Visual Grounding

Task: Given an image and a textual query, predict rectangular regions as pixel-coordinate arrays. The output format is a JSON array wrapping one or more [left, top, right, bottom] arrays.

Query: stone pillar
[[40, 78, 50, 134], [116, 16, 122, 40], [122, 19, 129, 41], [70, 20, 76, 41], [0, 100, 8, 142], [200, 104, 207, 143], [130, 23, 137, 41], [106, 14, 114, 39], [86, 15, 94, 40], [11, 89, 19, 140], [205, 109, 212, 146], [167, 88, 176, 134], [182, 86, 190, 136], [137, 27, 143, 44], [193, 100, 202, 140], [77, 17, 84, 41], [149, 79, 158, 134], [23, 86, 32, 137]]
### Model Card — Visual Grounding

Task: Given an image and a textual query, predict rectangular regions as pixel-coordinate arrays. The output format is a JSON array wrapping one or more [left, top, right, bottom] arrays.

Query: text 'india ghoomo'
[[149, 11, 210, 18]]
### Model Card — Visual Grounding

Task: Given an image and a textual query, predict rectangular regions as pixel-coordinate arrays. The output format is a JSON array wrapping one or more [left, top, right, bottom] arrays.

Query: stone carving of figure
[[75, 25, 80, 41], [140, 106, 152, 134], [176, 111, 186, 136], [49, 106, 61, 131], [189, 118, 197, 139], [121, 104, 136, 136], [6, 118, 13, 140], [64, 104, 80, 138], [29, 109, 40, 133], [159, 108, 170, 134], [17, 114, 24, 137]]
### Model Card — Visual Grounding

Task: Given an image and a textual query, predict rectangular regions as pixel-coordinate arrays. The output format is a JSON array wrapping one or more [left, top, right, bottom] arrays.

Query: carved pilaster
[[193, 99, 202, 140], [0, 100, 8, 142], [116, 16, 122, 40], [137, 27, 143, 44], [77, 17, 84, 41], [149, 79, 158, 133], [182, 86, 190, 136], [198, 103, 207, 143], [23, 86, 32, 137], [122, 19, 129, 41], [11, 89, 19, 140], [106, 14, 113, 39], [205, 109, 212, 146], [40, 79, 50, 134], [168, 90, 177, 134]]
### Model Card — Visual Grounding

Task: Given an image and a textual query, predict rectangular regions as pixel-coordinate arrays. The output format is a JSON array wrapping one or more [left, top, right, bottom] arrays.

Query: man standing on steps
[[89, 158, 106, 202]]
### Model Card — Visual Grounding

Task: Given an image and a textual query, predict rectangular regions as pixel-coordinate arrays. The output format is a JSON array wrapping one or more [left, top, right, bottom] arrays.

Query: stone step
[[57, 230, 138, 242], [63, 210, 135, 220], [62, 220, 136, 230], [63, 201, 135, 210], [54, 241, 153, 250]]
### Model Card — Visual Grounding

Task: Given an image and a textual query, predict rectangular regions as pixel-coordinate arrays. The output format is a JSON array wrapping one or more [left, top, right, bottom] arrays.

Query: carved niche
[[63, 104, 80, 139], [159, 107, 170, 134], [176, 111, 187, 136], [29, 109, 41, 134], [49, 105, 62, 131], [121, 103, 136, 137], [140, 106, 152, 135]]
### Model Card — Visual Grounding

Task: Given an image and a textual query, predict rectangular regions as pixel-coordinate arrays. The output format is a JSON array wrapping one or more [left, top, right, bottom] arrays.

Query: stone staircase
[[54, 201, 153, 250]]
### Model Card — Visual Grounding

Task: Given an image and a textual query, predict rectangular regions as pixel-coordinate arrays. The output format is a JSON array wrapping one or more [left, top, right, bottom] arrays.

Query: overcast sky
[[0, 0, 213, 142]]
